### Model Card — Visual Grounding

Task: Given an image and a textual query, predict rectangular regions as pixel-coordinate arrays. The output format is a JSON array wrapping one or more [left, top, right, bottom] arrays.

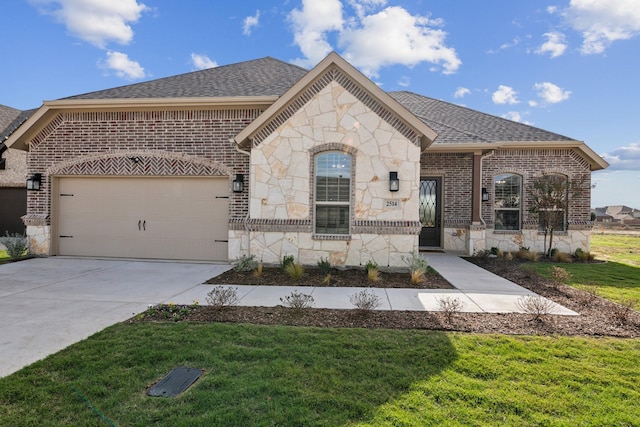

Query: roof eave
[[426, 140, 609, 171], [4, 96, 279, 151]]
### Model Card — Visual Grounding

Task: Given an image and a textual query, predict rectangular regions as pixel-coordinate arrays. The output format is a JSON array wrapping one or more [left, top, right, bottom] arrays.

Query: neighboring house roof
[[597, 205, 640, 221], [1, 108, 37, 141], [64, 57, 309, 100], [4, 53, 609, 170], [0, 104, 21, 134]]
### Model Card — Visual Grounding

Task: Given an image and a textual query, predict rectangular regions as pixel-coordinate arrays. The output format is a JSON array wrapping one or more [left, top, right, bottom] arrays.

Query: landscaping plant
[[0, 232, 28, 260], [205, 286, 239, 309], [349, 289, 382, 311], [280, 291, 315, 310]]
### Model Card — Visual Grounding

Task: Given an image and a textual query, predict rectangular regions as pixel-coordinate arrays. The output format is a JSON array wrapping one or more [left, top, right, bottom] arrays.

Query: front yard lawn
[[1, 323, 638, 426], [527, 260, 640, 307]]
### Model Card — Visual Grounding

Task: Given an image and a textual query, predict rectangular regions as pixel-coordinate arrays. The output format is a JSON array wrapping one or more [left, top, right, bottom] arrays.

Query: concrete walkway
[[171, 253, 576, 315], [1, 254, 575, 378]]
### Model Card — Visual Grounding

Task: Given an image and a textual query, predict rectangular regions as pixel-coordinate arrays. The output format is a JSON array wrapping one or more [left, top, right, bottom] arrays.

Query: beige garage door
[[56, 177, 229, 261]]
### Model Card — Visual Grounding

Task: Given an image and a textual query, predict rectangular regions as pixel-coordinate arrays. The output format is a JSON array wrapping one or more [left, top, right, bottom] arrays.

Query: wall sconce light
[[232, 174, 244, 193], [482, 187, 489, 202], [27, 173, 42, 191], [389, 171, 399, 192]]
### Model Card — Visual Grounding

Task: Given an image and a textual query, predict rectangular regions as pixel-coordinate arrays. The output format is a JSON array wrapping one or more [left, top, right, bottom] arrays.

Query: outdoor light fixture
[[482, 187, 489, 202], [27, 173, 42, 191], [232, 174, 244, 193], [389, 171, 399, 192]]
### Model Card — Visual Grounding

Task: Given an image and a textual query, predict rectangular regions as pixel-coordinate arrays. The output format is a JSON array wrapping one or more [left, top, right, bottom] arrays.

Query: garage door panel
[[57, 177, 229, 261]]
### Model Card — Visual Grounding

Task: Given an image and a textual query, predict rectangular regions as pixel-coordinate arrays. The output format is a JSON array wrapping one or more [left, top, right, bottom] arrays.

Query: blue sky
[[2, 0, 639, 209]]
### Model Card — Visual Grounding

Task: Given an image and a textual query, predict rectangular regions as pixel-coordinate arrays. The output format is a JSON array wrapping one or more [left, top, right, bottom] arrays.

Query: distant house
[[594, 205, 640, 225], [0, 105, 34, 235], [5, 53, 608, 266]]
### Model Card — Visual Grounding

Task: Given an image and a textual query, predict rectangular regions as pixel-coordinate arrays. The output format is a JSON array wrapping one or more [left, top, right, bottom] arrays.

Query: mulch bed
[[134, 258, 640, 338], [205, 266, 453, 289]]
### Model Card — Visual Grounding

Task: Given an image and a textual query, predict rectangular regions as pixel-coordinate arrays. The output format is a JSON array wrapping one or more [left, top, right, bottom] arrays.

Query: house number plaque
[[385, 199, 401, 209]]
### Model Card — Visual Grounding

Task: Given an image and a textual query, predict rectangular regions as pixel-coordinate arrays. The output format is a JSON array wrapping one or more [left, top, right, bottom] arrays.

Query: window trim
[[494, 173, 522, 231], [313, 151, 353, 237]]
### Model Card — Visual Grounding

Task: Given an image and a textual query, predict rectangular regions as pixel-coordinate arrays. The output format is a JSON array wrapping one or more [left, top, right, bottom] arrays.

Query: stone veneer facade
[[231, 78, 423, 268]]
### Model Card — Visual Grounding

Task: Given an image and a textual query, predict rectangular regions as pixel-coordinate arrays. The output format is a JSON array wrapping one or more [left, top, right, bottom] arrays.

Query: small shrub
[[516, 295, 557, 321], [575, 248, 595, 262], [284, 262, 304, 280], [349, 289, 382, 311], [550, 247, 559, 258], [322, 273, 332, 286], [280, 254, 295, 270], [551, 251, 573, 263], [474, 249, 493, 258], [253, 263, 263, 277], [611, 299, 636, 325], [206, 286, 239, 309], [410, 269, 425, 285], [367, 266, 380, 283], [436, 296, 465, 323], [364, 259, 378, 273], [233, 254, 257, 272], [550, 266, 571, 288], [490, 246, 500, 255], [575, 284, 600, 306], [504, 252, 514, 261], [0, 232, 28, 260], [317, 257, 331, 275], [523, 250, 540, 262], [280, 291, 315, 310]]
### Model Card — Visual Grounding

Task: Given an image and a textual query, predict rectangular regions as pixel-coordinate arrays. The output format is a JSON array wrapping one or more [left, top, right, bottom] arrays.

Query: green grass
[[1, 323, 639, 426], [0, 250, 8, 260], [591, 233, 640, 266], [526, 233, 640, 306]]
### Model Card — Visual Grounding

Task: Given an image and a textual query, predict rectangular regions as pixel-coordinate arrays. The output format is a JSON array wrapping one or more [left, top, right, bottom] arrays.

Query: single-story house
[[5, 52, 608, 267], [0, 105, 33, 235]]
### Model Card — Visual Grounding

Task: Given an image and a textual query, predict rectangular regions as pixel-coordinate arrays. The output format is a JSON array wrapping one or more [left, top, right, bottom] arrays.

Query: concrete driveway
[[0, 257, 230, 378]]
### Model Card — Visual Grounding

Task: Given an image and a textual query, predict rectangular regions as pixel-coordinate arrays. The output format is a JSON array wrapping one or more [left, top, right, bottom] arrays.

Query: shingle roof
[[0, 107, 37, 141], [389, 91, 576, 144], [59, 56, 575, 145], [64, 57, 309, 100]]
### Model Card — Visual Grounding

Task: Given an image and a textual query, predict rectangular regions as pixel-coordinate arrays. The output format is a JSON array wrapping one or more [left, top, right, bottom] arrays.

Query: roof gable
[[235, 52, 437, 150]]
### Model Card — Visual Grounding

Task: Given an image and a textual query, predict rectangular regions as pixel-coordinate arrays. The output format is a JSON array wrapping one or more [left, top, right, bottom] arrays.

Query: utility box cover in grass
[[147, 367, 202, 397]]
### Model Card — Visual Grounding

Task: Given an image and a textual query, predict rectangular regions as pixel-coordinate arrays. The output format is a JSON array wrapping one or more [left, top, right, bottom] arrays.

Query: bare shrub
[[436, 296, 465, 323], [349, 289, 382, 311], [516, 295, 557, 321], [284, 262, 305, 280], [611, 299, 637, 325], [575, 284, 600, 306], [206, 286, 239, 309], [280, 291, 315, 310], [550, 266, 571, 289]]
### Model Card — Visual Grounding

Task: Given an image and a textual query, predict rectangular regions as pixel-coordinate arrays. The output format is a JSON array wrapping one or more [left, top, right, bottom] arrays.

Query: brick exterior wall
[[26, 108, 263, 224], [420, 152, 473, 226], [482, 148, 592, 229]]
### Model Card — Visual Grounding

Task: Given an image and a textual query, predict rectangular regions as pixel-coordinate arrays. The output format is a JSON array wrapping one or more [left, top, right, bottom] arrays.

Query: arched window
[[494, 173, 521, 230], [315, 152, 351, 235]]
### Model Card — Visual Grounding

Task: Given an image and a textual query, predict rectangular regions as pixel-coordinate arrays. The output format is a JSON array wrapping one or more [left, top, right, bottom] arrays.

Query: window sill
[[312, 234, 352, 241], [493, 230, 522, 234]]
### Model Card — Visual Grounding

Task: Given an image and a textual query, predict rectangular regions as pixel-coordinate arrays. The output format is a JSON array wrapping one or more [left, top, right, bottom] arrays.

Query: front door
[[419, 177, 442, 247]]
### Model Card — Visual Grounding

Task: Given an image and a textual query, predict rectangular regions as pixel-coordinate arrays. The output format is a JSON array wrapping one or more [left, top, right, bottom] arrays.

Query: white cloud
[[30, 0, 148, 48], [288, 1, 461, 77], [601, 142, 640, 170], [534, 82, 571, 103], [289, 0, 344, 67], [103, 51, 145, 79], [397, 76, 410, 87], [502, 111, 522, 122], [492, 85, 519, 105], [190, 53, 217, 70], [340, 6, 461, 77], [565, 0, 640, 54], [243, 10, 260, 36], [454, 87, 470, 98], [547, 6, 558, 14], [535, 32, 568, 58], [528, 100, 538, 107]]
